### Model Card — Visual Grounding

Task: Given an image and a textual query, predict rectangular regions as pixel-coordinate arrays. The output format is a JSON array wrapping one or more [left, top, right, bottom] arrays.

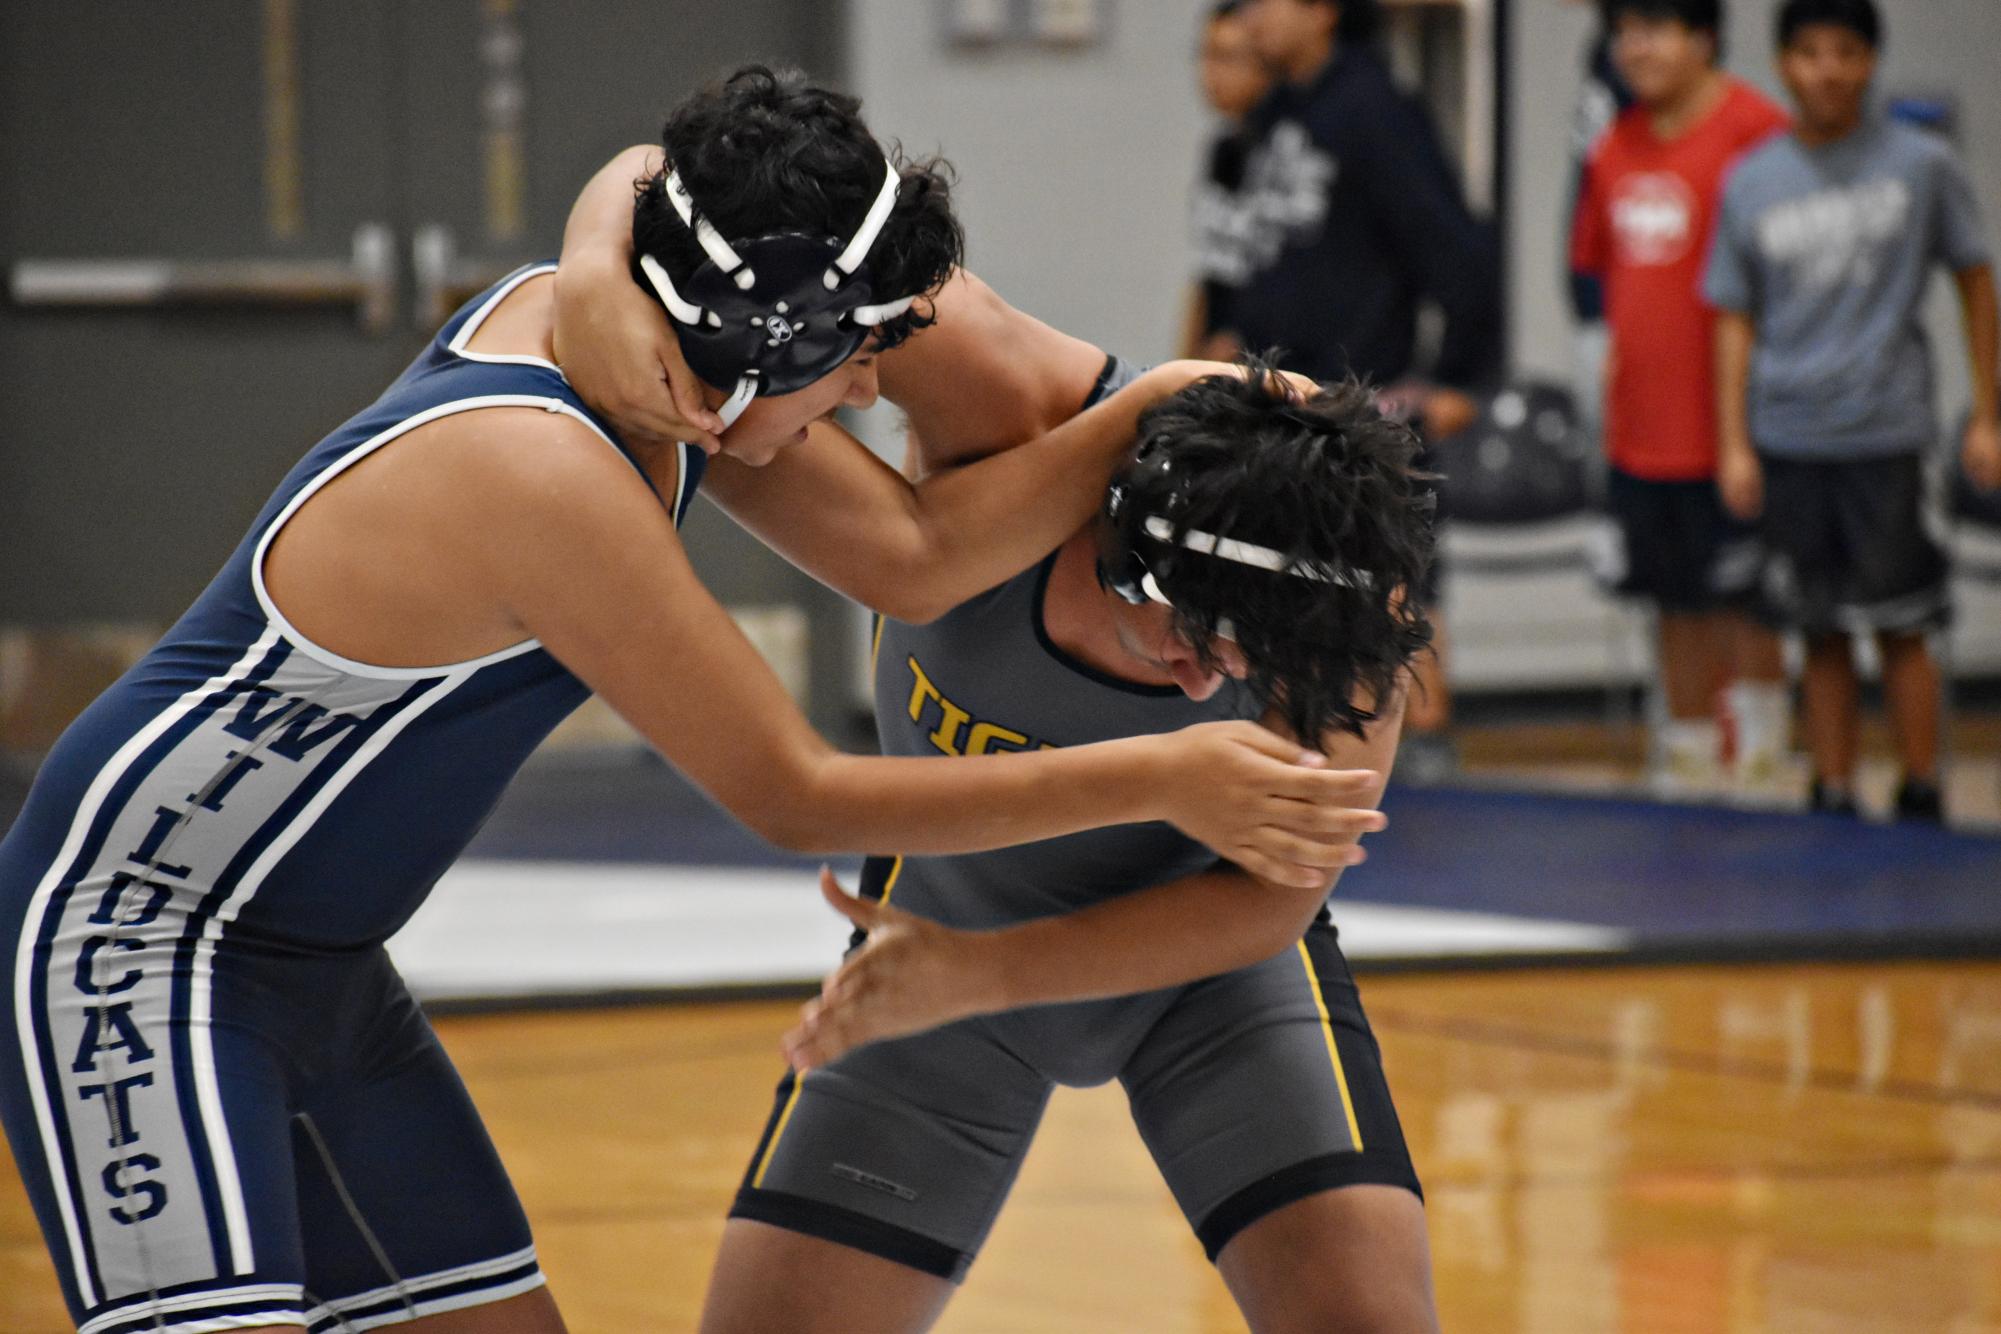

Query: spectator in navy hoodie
[[1230, 0, 1502, 772], [1230, 0, 1500, 401]]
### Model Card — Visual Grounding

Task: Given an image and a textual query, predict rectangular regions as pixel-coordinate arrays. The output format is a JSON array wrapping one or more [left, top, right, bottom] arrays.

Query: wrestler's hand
[[782, 867, 999, 1071], [1376, 380, 1478, 439], [1150, 722, 1381, 888], [551, 254, 725, 453], [1224, 360, 1320, 403]]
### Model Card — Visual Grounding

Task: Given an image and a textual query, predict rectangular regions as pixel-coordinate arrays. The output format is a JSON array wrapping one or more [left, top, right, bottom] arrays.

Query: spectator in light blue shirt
[[1705, 0, 2000, 822]]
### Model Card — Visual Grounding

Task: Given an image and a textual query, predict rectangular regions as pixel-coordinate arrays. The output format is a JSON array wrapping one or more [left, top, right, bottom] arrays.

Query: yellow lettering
[[929, 699, 971, 756], [906, 655, 969, 755], [904, 655, 1047, 756], [906, 655, 944, 724], [966, 722, 1029, 756]]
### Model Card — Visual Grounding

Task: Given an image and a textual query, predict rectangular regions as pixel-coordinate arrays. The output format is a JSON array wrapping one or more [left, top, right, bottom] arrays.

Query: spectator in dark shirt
[[1230, 0, 1502, 404], [1183, 1, 1271, 360], [1230, 0, 1503, 770]]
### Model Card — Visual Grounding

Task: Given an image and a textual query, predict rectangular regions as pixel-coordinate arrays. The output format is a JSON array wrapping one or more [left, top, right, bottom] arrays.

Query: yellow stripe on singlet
[[752, 1076, 807, 1189], [1297, 940, 1364, 1152], [752, 856, 902, 1187], [871, 614, 885, 673]]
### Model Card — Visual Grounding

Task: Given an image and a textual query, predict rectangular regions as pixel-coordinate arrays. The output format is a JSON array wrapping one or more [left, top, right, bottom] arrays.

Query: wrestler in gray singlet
[[730, 359, 1420, 1279]]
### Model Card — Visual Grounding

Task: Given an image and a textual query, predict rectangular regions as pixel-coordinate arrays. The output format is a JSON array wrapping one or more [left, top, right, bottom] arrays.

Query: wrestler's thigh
[[1217, 1184, 1437, 1334], [700, 1218, 954, 1334]]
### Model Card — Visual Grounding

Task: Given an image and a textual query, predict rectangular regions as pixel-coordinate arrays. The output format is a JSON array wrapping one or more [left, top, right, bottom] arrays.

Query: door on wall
[[0, 0, 852, 744]]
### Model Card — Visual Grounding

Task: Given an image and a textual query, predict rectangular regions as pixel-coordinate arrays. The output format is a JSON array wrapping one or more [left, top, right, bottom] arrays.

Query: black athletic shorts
[[731, 921, 1420, 1281], [1757, 451, 1949, 635], [1602, 466, 1762, 612]]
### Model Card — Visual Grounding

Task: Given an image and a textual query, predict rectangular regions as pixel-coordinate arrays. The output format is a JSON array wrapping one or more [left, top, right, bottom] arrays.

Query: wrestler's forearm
[[886, 360, 1238, 619], [979, 865, 1343, 1009], [979, 691, 1403, 1005], [759, 723, 1367, 890], [708, 360, 1239, 623], [770, 741, 1156, 855]]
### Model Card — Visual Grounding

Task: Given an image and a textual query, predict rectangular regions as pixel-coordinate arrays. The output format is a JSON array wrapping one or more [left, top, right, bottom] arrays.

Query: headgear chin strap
[[637, 155, 920, 417]]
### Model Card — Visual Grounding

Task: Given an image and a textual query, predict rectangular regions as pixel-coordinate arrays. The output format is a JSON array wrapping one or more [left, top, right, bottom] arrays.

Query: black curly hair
[[1101, 359, 1436, 740], [631, 65, 963, 354], [1606, 0, 1723, 45], [1777, 0, 1878, 50]]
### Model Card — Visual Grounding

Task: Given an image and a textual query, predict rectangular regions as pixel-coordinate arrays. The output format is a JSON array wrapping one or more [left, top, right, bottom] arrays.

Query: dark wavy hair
[[631, 65, 963, 353], [1110, 360, 1436, 740], [1607, 0, 1723, 43], [1777, 0, 1879, 50], [1297, 0, 1383, 44]]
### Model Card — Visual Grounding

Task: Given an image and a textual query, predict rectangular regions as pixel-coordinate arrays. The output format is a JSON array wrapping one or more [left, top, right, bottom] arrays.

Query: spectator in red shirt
[[1571, 0, 1793, 792]]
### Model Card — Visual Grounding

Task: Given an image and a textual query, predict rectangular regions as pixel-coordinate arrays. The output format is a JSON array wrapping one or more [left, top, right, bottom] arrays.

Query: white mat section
[[387, 860, 1631, 1002]]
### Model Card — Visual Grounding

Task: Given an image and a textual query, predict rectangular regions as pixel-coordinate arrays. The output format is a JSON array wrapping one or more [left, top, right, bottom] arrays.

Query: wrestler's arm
[[462, 409, 1377, 881], [697, 361, 1224, 624], [784, 688, 1406, 1069], [551, 147, 1227, 622]]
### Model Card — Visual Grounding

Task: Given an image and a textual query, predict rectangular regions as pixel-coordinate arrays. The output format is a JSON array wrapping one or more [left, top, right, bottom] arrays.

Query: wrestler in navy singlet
[[0, 264, 702, 1332], [730, 358, 1419, 1281]]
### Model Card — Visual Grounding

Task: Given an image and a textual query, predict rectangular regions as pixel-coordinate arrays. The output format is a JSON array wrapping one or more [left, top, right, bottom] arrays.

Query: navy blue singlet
[[0, 262, 702, 1327]]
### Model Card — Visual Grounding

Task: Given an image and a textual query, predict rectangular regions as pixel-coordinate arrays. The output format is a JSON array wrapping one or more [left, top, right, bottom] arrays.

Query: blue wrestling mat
[[452, 760, 2001, 967], [4, 762, 1997, 981], [1343, 785, 2001, 964]]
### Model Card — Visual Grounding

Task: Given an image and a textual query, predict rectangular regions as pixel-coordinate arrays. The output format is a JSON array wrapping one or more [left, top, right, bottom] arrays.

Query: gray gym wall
[[846, 0, 1216, 367], [0, 0, 859, 751]]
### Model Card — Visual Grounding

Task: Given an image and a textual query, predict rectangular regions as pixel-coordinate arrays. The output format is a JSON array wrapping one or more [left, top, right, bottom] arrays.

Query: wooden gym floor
[[6, 958, 2000, 1333]]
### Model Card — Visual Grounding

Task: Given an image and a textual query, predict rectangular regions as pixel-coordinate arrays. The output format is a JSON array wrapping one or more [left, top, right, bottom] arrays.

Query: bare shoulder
[[263, 402, 673, 667], [421, 403, 673, 522]]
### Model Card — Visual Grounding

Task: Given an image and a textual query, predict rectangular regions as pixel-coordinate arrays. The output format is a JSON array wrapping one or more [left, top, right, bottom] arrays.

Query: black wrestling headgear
[[1096, 437, 1368, 643], [638, 157, 917, 423]]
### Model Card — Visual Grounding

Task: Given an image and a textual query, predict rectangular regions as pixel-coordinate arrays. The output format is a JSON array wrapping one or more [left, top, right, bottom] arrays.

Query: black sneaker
[[1893, 777, 1945, 824], [1808, 780, 1858, 817]]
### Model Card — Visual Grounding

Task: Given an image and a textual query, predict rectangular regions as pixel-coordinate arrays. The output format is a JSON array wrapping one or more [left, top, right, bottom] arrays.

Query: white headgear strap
[[638, 253, 713, 328], [848, 295, 918, 327], [826, 159, 904, 290], [666, 168, 755, 290], [717, 375, 759, 428], [1142, 515, 1371, 590]]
